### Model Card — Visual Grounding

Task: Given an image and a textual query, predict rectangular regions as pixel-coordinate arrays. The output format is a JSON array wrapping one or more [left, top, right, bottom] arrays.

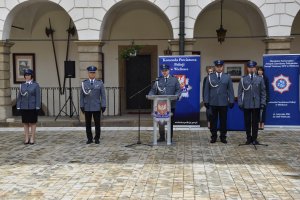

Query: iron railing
[[11, 87, 123, 117]]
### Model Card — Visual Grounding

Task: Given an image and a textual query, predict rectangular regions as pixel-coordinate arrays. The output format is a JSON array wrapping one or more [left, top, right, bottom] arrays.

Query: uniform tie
[[217, 73, 221, 80], [90, 80, 94, 85], [250, 74, 253, 80], [165, 77, 168, 83]]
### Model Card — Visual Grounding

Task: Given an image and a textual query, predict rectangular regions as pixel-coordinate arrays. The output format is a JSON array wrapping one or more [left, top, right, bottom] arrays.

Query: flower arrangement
[[120, 45, 142, 60]]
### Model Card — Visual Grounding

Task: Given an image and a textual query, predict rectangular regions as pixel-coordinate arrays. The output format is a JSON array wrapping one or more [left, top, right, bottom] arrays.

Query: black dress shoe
[[157, 138, 165, 142], [220, 138, 227, 144], [29, 142, 35, 145], [95, 140, 100, 144], [24, 141, 30, 145], [86, 140, 93, 144], [245, 140, 252, 145], [252, 140, 260, 145], [210, 139, 216, 143]]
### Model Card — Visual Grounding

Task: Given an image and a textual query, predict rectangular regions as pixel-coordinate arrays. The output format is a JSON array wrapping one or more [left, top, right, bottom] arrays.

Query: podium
[[146, 95, 178, 145]]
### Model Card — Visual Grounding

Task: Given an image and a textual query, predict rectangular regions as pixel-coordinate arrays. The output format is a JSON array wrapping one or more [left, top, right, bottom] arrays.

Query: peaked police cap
[[247, 61, 257, 68], [214, 60, 224, 66], [160, 64, 170, 70], [87, 66, 97, 72], [23, 68, 33, 75]]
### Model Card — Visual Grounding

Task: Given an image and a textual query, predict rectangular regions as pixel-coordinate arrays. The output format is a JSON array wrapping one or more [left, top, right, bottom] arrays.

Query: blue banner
[[263, 54, 300, 125], [159, 55, 200, 125]]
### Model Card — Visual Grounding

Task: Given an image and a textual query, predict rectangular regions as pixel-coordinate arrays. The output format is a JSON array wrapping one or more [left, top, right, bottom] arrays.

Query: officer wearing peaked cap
[[148, 64, 181, 143], [17, 68, 40, 145], [204, 60, 235, 144], [238, 60, 266, 145], [80, 66, 106, 144]]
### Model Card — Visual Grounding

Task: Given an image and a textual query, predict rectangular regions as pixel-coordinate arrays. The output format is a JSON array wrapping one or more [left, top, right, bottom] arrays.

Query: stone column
[[75, 41, 105, 121], [264, 37, 294, 54], [168, 39, 197, 55], [0, 41, 14, 121]]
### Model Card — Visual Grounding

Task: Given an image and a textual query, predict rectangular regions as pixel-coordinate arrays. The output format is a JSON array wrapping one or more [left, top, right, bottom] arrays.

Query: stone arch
[[256, 0, 300, 37], [192, 0, 267, 38], [1, 0, 81, 118], [100, 0, 174, 40], [290, 8, 300, 53], [1, 0, 78, 40]]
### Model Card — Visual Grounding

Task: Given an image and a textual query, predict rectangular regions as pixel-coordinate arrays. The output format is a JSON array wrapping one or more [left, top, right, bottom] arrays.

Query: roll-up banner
[[263, 54, 300, 125], [159, 55, 200, 125]]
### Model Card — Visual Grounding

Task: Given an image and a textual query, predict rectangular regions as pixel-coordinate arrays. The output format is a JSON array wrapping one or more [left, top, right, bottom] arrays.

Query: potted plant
[[120, 45, 142, 60]]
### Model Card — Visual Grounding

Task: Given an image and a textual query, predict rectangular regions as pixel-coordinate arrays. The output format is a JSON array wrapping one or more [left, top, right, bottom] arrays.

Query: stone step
[[1, 114, 206, 127]]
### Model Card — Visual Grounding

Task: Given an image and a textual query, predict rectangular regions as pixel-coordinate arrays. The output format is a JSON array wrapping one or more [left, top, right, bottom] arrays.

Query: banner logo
[[272, 74, 291, 94], [174, 74, 192, 98]]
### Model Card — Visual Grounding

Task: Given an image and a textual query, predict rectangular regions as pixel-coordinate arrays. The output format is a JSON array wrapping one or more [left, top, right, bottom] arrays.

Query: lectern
[[146, 95, 178, 145]]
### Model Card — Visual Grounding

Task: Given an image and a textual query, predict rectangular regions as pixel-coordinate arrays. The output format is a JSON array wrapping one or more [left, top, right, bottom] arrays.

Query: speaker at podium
[[64, 61, 75, 78]]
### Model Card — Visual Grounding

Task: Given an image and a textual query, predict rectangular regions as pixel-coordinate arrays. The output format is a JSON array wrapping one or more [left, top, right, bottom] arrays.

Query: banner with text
[[263, 54, 300, 125], [159, 55, 200, 125]]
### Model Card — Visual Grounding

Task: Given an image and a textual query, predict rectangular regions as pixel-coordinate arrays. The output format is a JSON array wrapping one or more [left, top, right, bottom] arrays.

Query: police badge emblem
[[272, 74, 291, 94]]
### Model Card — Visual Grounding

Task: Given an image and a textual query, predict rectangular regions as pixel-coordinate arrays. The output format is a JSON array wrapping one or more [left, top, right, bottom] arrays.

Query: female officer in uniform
[[17, 69, 41, 144], [257, 66, 270, 129]]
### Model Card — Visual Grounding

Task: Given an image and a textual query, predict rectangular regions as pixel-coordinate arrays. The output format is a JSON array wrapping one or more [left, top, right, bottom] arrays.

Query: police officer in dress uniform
[[204, 60, 235, 143], [238, 61, 266, 145], [17, 69, 41, 145], [80, 66, 106, 144], [148, 64, 181, 142]]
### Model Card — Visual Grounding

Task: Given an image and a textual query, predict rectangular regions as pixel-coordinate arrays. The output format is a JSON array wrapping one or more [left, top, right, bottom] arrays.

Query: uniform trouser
[[85, 111, 101, 141], [206, 107, 212, 124], [159, 108, 175, 140], [243, 108, 260, 141], [210, 106, 227, 139]]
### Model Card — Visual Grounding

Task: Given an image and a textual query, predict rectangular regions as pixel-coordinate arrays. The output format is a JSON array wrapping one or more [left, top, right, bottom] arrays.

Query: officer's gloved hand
[[204, 103, 209, 109], [238, 105, 243, 110], [80, 107, 85, 113], [101, 107, 106, 113], [229, 103, 234, 109]]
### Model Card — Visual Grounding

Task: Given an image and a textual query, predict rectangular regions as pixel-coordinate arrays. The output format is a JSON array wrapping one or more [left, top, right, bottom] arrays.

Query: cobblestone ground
[[0, 128, 299, 200]]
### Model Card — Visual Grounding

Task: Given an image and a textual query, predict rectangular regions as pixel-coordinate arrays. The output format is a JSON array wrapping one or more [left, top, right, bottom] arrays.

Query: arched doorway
[[194, 0, 266, 99], [100, 0, 173, 113], [6, 1, 79, 116]]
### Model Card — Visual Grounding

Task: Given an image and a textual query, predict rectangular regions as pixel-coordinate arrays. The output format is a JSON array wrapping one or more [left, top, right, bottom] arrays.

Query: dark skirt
[[21, 109, 38, 123]]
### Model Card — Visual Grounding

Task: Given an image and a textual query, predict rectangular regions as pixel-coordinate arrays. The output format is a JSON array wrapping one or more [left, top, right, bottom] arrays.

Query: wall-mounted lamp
[[164, 47, 172, 55]]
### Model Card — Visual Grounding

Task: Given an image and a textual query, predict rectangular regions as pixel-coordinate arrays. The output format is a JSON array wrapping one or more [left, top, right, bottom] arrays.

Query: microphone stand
[[125, 81, 155, 148]]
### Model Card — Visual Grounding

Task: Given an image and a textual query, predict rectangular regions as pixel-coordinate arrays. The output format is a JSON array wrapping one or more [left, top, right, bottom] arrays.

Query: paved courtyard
[[0, 127, 299, 200]]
